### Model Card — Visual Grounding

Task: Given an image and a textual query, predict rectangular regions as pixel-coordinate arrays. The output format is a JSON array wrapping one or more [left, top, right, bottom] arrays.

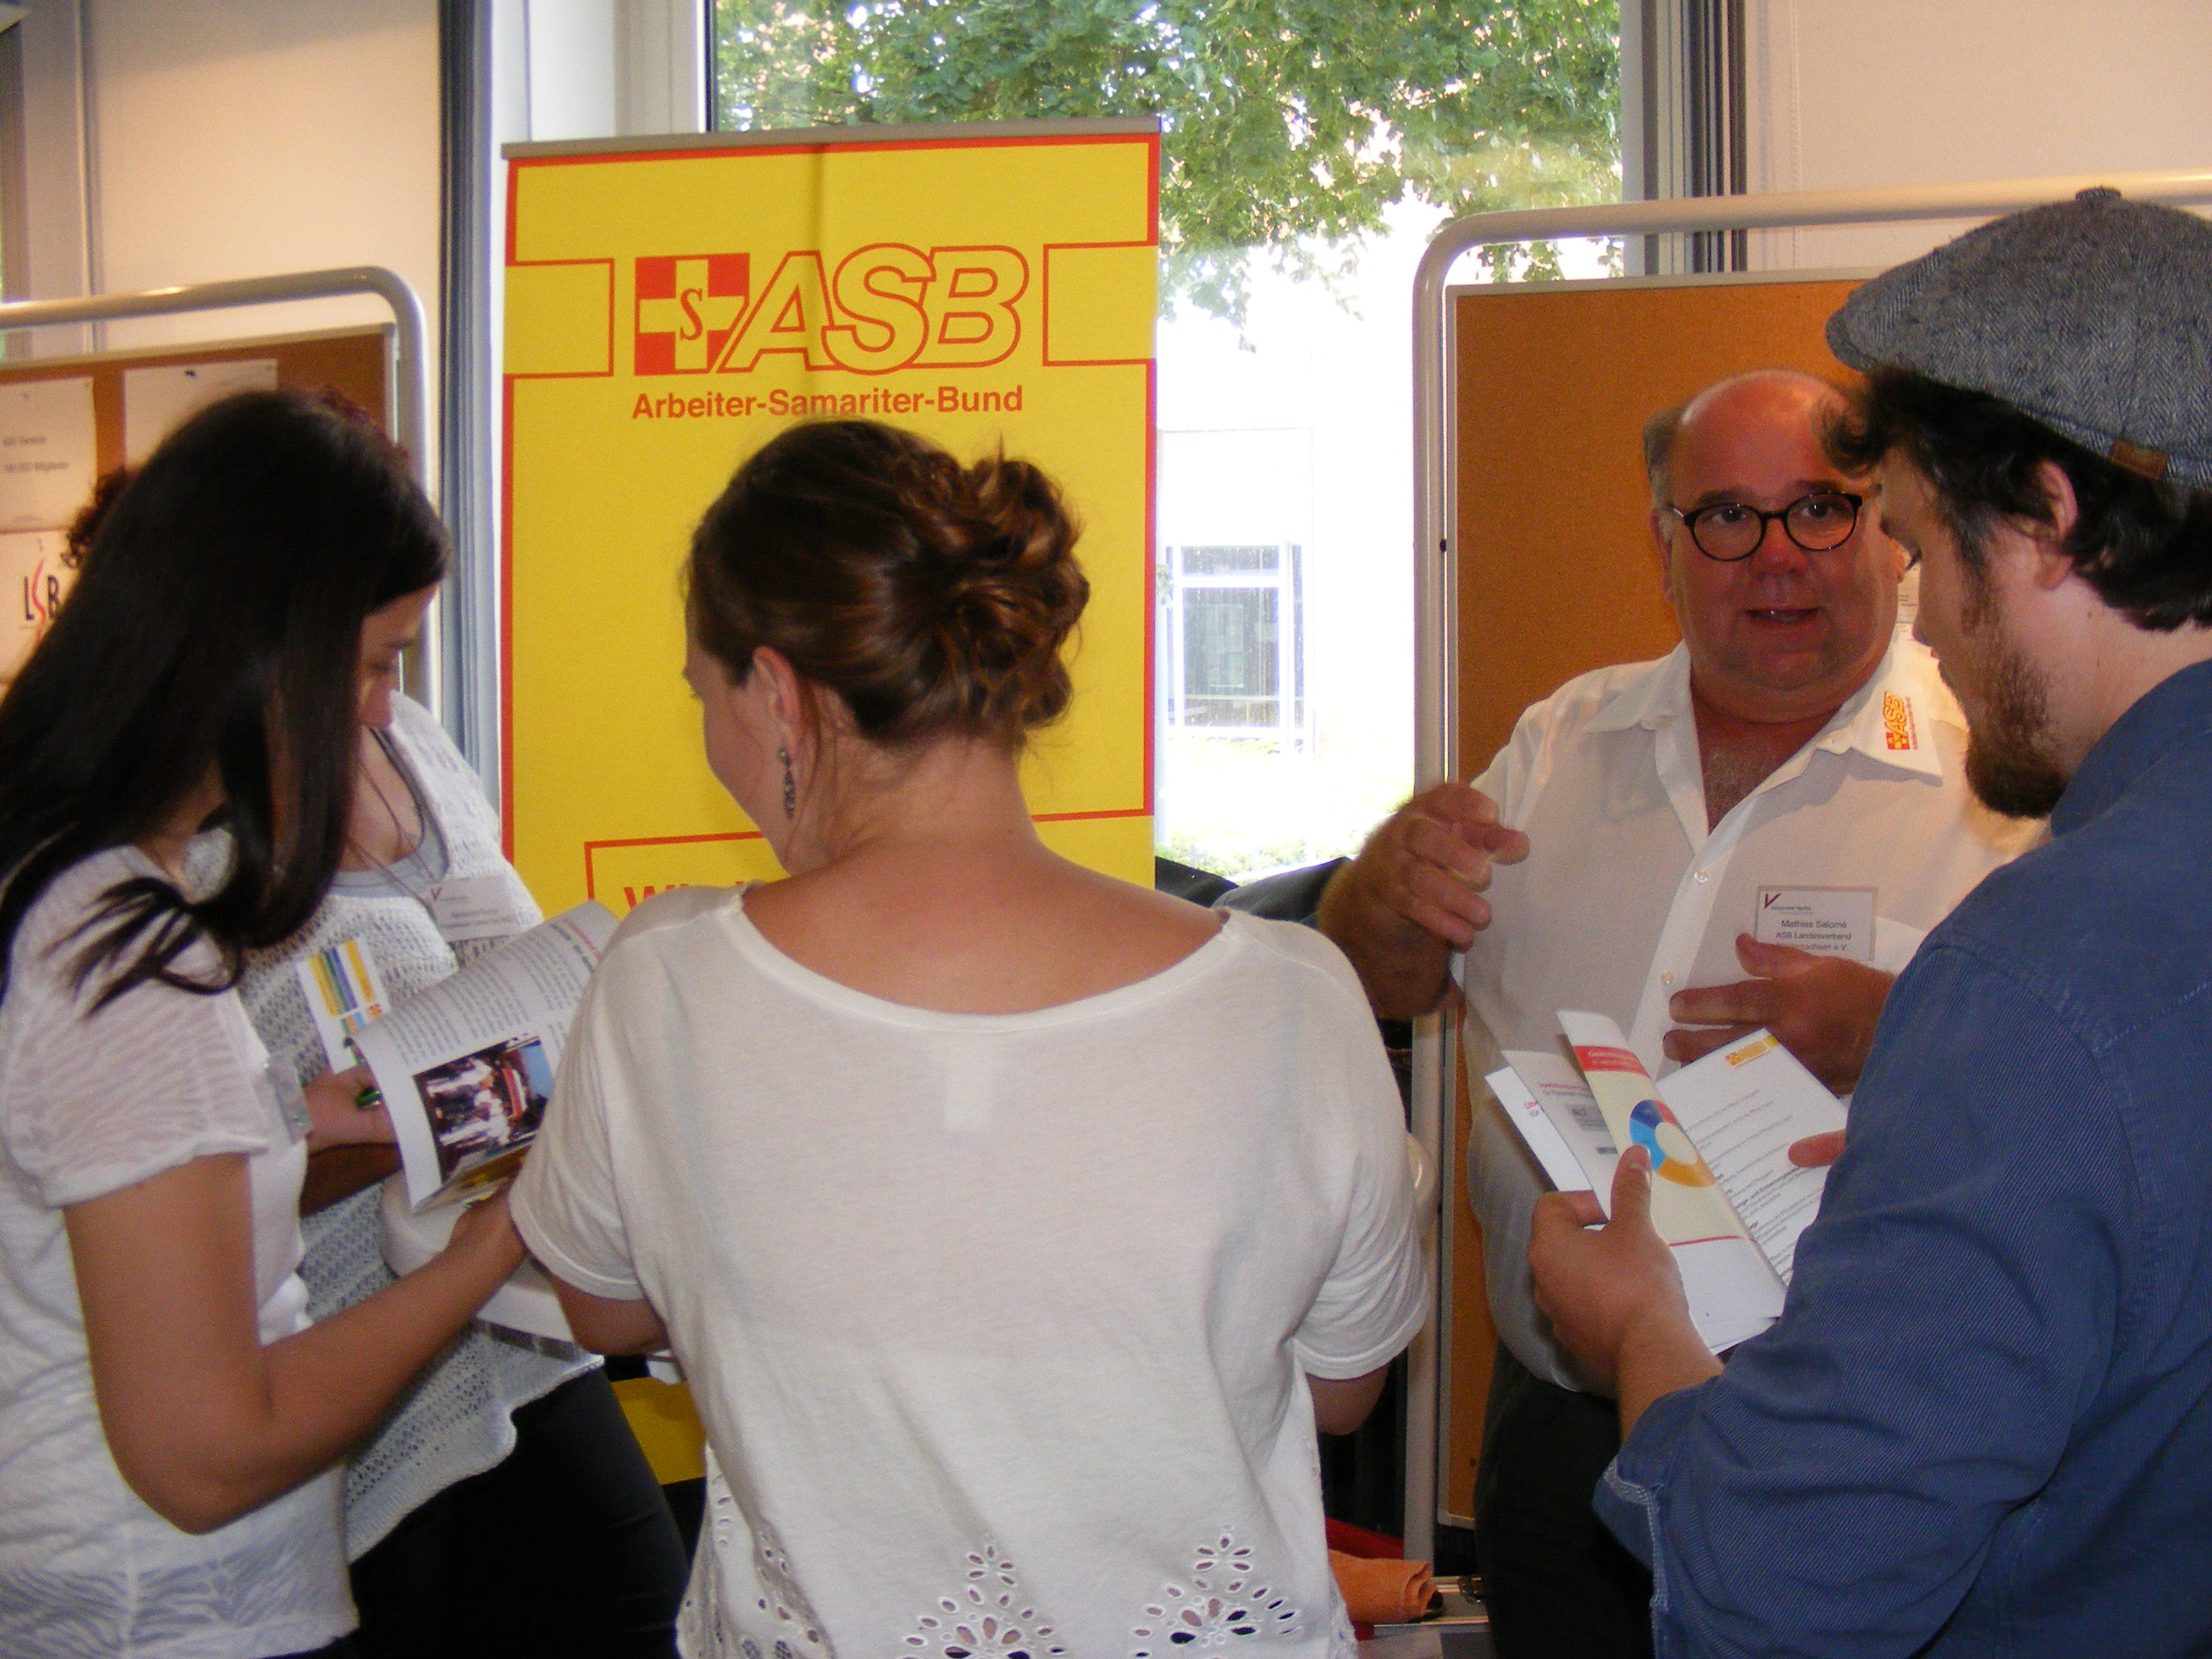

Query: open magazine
[[1488, 1010, 1846, 1354], [328, 902, 618, 1210]]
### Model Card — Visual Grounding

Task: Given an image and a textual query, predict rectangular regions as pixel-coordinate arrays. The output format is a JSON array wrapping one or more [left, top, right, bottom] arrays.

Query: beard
[[1952, 577, 2071, 819]]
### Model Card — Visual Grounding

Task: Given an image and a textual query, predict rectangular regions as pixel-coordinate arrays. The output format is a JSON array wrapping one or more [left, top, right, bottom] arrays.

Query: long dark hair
[[0, 390, 447, 1007]]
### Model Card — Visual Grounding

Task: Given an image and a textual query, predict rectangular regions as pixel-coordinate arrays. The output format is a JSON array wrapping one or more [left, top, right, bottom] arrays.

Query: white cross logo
[[637, 258, 746, 372]]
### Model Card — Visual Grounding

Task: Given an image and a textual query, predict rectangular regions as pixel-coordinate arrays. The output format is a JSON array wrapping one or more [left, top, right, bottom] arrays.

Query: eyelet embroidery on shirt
[[904, 1545, 1067, 1658], [1130, 1534, 1302, 1653], [694, 1470, 831, 1658], [751, 1522, 827, 1648]]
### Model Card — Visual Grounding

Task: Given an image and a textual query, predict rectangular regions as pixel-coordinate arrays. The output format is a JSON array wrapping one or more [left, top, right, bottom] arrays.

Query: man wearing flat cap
[[1532, 188, 2212, 1656]]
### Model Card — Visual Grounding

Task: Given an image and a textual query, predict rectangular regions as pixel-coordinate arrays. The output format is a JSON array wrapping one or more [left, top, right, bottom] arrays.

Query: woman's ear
[[748, 647, 806, 742], [752, 647, 856, 756]]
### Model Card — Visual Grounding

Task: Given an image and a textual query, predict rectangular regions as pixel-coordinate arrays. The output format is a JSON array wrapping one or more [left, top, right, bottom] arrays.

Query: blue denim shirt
[[1596, 656, 2212, 1658]]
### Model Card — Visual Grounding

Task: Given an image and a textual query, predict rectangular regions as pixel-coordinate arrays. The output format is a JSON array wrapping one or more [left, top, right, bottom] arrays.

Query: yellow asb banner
[[501, 123, 1159, 915]]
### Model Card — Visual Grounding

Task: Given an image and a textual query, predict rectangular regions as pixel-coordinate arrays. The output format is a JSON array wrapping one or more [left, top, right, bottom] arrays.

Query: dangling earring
[[778, 745, 796, 819]]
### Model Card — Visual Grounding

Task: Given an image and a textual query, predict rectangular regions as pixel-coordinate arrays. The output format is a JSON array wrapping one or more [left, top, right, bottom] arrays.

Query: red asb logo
[[634, 255, 749, 375], [631, 245, 1028, 377]]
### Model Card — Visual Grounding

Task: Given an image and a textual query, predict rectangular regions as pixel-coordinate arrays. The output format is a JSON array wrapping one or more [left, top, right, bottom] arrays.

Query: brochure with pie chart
[[1488, 1010, 1847, 1354]]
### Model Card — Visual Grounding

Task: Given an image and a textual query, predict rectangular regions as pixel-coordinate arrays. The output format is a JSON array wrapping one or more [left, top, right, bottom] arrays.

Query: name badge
[[1754, 886, 1876, 963], [428, 873, 527, 943]]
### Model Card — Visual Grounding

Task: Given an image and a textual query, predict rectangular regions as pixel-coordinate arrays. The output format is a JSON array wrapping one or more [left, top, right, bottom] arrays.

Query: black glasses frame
[[1664, 491, 1865, 562]]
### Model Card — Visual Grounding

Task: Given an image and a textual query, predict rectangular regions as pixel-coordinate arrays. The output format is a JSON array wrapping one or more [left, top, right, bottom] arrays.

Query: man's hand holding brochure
[[1495, 1010, 1845, 1356]]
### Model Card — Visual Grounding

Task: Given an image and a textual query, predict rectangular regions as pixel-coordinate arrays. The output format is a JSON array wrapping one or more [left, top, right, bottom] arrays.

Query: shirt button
[[1694, 870, 1711, 884], [1661, 972, 1676, 985]]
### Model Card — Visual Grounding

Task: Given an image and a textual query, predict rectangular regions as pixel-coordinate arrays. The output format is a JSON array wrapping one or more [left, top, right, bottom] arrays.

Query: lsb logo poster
[[502, 124, 1159, 914]]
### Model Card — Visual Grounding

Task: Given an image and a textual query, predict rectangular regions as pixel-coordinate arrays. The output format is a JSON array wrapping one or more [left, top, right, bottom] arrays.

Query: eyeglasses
[[1664, 491, 1865, 562]]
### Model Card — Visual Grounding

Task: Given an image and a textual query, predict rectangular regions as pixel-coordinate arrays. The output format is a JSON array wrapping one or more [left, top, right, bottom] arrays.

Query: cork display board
[[1439, 272, 1863, 1524], [0, 326, 390, 684]]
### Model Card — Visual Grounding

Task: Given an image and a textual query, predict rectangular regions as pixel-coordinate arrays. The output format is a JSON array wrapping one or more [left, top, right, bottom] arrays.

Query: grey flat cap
[[1827, 187, 2212, 488]]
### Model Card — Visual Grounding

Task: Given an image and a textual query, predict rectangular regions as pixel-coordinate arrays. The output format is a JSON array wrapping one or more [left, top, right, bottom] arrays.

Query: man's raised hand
[[1663, 933, 1893, 1092], [1316, 783, 1529, 1020]]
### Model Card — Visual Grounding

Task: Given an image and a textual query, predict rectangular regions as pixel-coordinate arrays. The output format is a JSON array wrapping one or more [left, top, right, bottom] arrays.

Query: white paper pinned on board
[[0, 378, 97, 533], [122, 359, 279, 466], [0, 530, 76, 681]]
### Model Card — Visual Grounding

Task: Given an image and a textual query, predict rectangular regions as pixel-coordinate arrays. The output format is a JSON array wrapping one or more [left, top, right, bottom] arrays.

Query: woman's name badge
[[428, 874, 527, 943], [1753, 886, 1876, 963]]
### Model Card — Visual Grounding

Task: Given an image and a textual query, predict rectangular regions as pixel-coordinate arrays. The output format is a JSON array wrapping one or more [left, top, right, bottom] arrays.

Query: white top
[[1455, 639, 2041, 1390], [513, 891, 1429, 1659], [203, 693, 587, 1560], [0, 848, 351, 1658]]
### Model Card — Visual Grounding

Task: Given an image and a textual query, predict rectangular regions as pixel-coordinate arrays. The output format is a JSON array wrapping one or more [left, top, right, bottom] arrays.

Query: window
[[1161, 542, 1305, 742], [709, 0, 1623, 884]]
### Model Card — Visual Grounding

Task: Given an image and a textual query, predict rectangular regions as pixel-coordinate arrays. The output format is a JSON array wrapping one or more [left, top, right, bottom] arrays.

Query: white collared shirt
[[1454, 638, 2041, 1390]]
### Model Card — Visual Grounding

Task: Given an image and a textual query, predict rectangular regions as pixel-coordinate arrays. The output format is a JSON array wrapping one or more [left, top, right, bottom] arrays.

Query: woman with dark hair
[[0, 390, 525, 1658], [513, 421, 1429, 1653]]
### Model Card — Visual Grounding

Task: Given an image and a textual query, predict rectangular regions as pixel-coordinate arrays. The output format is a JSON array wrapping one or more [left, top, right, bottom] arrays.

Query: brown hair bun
[[687, 421, 1089, 747]]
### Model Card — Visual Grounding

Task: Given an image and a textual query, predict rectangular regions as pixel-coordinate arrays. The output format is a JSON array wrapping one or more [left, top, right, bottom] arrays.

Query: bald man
[[1318, 372, 2038, 1657]]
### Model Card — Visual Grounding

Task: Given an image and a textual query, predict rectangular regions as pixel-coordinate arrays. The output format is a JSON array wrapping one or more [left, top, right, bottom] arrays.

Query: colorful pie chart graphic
[[1629, 1099, 1716, 1187]]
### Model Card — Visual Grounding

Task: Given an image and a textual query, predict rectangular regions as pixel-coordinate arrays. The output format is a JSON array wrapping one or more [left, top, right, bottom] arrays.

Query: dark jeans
[[1474, 1343, 1655, 1659], [347, 1370, 688, 1659]]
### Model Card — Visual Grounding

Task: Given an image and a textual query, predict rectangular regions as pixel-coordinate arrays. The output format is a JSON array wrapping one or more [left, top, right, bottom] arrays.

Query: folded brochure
[[1489, 1010, 1845, 1354], [349, 902, 618, 1210]]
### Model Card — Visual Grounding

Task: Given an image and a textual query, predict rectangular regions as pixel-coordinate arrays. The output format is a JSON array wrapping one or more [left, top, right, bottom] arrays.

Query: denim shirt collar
[[2051, 656, 2212, 838]]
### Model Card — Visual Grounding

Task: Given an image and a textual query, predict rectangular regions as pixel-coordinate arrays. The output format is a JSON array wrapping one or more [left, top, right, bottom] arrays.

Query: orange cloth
[[1328, 1550, 1434, 1623]]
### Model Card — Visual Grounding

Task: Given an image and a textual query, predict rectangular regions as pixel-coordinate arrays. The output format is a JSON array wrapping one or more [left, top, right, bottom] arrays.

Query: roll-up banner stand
[[500, 119, 1160, 917]]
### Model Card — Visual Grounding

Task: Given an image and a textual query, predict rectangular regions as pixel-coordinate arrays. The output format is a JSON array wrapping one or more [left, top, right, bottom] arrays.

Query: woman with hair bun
[[513, 420, 1428, 1654]]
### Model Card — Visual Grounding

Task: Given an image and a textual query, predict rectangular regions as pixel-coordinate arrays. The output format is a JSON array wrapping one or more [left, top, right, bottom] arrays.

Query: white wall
[[77, 0, 444, 392], [4, 0, 444, 482], [1743, 0, 2212, 269], [9, 0, 704, 477], [524, 0, 617, 139], [11, 1, 95, 320], [513, 0, 701, 143]]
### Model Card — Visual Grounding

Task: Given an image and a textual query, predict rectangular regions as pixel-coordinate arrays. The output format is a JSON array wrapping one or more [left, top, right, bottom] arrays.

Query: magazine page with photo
[[351, 903, 616, 1209]]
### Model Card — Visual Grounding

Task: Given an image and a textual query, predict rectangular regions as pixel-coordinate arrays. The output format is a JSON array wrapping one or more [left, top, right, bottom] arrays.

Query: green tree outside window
[[711, 0, 1622, 320]]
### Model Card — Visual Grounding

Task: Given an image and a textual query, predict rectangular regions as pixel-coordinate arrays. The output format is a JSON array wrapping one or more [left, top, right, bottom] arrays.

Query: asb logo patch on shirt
[[634, 255, 749, 374], [1882, 691, 1919, 751]]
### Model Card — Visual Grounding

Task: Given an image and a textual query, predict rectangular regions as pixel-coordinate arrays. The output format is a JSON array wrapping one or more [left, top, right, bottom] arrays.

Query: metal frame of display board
[[0, 267, 436, 705], [1401, 164, 2212, 1557]]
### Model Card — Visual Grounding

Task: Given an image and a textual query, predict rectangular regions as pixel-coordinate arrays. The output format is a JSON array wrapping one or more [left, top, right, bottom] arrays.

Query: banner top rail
[[505, 115, 1161, 163]]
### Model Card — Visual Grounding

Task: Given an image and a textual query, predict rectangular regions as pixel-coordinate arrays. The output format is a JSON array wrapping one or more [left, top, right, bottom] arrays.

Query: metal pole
[[0, 266, 430, 473], [441, 0, 498, 785], [1405, 163, 2212, 1557]]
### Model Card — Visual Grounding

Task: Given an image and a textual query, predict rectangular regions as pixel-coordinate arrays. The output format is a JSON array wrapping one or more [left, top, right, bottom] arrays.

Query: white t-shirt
[[0, 848, 350, 1657], [513, 891, 1429, 1659], [1454, 639, 2041, 1390]]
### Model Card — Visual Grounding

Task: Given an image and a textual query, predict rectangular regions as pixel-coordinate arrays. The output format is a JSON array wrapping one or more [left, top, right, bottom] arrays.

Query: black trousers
[[346, 1370, 688, 1659], [1473, 1343, 1655, 1659]]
